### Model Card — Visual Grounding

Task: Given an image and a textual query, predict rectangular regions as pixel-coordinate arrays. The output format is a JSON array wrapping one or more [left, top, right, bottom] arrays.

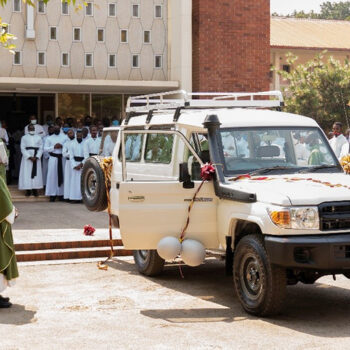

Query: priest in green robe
[[0, 176, 19, 308]]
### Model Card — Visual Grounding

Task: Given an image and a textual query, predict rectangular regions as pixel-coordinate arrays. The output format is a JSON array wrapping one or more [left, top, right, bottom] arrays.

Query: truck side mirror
[[179, 163, 194, 189]]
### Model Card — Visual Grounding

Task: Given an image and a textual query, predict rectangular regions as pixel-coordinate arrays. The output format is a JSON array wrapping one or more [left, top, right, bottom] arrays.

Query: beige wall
[[0, 0, 168, 81], [270, 48, 350, 90]]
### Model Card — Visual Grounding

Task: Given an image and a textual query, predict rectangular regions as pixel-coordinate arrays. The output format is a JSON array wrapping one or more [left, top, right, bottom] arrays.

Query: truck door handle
[[128, 196, 145, 202]]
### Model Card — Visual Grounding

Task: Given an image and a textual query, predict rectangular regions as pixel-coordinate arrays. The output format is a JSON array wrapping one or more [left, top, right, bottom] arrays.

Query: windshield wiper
[[298, 165, 340, 173], [249, 166, 294, 176]]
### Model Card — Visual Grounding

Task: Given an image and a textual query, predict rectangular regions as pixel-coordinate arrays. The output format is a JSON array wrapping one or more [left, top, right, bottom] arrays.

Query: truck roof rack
[[126, 90, 284, 115]]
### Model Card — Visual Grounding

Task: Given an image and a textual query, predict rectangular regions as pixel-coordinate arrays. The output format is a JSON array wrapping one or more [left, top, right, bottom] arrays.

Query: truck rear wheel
[[233, 234, 286, 316], [133, 250, 165, 276], [81, 157, 108, 212]]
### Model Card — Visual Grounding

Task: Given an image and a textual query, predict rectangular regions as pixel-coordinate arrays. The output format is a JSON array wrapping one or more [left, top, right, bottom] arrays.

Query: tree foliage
[[276, 52, 350, 131], [272, 1, 350, 20]]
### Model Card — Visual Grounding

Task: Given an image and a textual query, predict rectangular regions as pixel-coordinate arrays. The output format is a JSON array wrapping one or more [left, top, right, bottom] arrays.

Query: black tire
[[233, 234, 286, 316], [81, 156, 108, 212], [133, 250, 165, 276]]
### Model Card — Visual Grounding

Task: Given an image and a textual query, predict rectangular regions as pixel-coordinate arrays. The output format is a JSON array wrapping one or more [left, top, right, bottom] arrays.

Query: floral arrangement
[[83, 224, 95, 236], [340, 155, 350, 174]]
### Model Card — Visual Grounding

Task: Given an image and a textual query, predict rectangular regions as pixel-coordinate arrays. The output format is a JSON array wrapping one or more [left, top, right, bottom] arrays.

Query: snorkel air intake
[[203, 114, 256, 203]]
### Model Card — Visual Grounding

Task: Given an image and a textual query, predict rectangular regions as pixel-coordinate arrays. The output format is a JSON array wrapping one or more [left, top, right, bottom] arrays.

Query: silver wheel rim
[[85, 169, 97, 200], [139, 250, 149, 261], [240, 253, 263, 301]]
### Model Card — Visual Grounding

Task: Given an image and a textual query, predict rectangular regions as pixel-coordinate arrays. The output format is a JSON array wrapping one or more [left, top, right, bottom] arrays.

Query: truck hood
[[227, 173, 350, 206]]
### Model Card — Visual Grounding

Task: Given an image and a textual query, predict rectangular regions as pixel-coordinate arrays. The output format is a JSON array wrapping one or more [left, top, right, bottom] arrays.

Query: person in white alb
[[0, 139, 8, 182], [83, 126, 101, 160], [0, 122, 9, 144], [69, 130, 85, 202], [62, 129, 75, 201], [18, 124, 43, 197], [42, 125, 54, 187], [329, 122, 348, 159], [24, 115, 46, 138], [45, 125, 67, 202]]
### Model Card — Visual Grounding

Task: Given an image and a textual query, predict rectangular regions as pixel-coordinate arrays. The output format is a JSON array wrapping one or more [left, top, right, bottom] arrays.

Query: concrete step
[[8, 185, 48, 202], [16, 246, 132, 262], [14, 239, 123, 251]]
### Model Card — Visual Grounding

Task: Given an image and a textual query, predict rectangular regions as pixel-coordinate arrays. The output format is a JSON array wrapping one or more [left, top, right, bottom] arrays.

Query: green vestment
[[0, 141, 7, 183], [0, 176, 19, 281], [308, 145, 324, 166]]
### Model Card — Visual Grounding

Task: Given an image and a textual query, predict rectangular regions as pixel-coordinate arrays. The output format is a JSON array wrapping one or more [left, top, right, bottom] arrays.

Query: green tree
[[272, 1, 350, 20], [275, 52, 350, 131]]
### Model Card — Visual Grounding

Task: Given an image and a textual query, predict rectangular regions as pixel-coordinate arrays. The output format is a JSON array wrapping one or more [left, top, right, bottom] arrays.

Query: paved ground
[[1, 258, 350, 349], [13, 202, 109, 230]]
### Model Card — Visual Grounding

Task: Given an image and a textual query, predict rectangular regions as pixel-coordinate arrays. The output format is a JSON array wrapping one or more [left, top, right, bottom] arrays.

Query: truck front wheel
[[233, 234, 286, 316], [133, 250, 165, 277]]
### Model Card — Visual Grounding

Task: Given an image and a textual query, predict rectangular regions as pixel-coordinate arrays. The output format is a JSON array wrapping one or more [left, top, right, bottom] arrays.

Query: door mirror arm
[[179, 163, 194, 189]]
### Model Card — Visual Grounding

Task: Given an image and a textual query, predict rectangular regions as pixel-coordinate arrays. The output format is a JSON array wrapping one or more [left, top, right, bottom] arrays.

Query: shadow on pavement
[[109, 257, 350, 337], [0, 304, 37, 325]]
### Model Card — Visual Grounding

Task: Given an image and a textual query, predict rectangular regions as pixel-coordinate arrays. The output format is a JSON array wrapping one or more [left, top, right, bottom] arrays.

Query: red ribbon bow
[[84, 224, 96, 236], [200, 163, 216, 181]]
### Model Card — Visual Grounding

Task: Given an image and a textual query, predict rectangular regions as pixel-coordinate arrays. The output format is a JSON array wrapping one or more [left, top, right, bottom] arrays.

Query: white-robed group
[[17, 123, 102, 202]]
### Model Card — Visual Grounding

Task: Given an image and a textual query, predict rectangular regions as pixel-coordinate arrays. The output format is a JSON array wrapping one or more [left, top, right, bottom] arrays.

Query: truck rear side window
[[124, 134, 143, 162], [144, 133, 174, 164]]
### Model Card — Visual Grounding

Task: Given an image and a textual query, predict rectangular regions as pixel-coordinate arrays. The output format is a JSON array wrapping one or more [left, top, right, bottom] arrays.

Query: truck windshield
[[219, 127, 341, 175]]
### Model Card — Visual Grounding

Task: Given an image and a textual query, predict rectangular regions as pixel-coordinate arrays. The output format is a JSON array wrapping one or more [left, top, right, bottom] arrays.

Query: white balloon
[[181, 239, 206, 267], [157, 236, 182, 261]]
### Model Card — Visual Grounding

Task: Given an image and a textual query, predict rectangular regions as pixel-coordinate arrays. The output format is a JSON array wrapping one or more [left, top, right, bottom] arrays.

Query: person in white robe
[[0, 139, 8, 182], [329, 122, 348, 159], [69, 131, 85, 202], [83, 126, 101, 160], [63, 129, 75, 201], [42, 125, 54, 187], [0, 123, 9, 144], [45, 125, 67, 202], [18, 124, 43, 196], [24, 115, 46, 138]]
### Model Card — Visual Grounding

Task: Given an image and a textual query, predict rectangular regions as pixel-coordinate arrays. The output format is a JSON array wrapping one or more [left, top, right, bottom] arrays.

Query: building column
[[168, 0, 192, 92], [273, 52, 280, 91]]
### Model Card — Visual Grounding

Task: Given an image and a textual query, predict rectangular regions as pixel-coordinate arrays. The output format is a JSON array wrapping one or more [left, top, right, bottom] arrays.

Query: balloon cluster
[[157, 236, 206, 267]]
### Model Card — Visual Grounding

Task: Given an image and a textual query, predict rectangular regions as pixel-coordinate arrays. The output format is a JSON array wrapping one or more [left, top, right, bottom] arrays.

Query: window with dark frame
[[38, 52, 46, 66], [61, 1, 69, 15], [108, 3, 116, 16], [62, 52, 69, 67], [108, 54, 116, 68], [97, 28, 105, 42], [155, 5, 162, 18], [132, 4, 139, 17], [73, 27, 81, 41], [144, 30, 151, 43], [85, 53, 93, 67], [50, 27, 57, 40], [120, 29, 128, 43], [38, 0, 45, 13], [155, 55, 162, 69], [132, 55, 139, 68], [13, 51, 21, 65], [85, 2, 93, 16]]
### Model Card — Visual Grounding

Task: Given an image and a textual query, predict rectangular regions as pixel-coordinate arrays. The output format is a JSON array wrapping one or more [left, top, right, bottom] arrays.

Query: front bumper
[[265, 233, 350, 271]]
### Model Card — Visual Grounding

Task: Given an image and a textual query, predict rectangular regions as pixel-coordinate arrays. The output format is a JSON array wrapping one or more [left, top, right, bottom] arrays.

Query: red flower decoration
[[84, 224, 95, 236], [200, 163, 216, 181]]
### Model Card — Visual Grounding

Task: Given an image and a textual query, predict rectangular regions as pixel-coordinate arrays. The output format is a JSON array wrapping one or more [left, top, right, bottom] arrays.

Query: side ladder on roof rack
[[126, 90, 284, 114]]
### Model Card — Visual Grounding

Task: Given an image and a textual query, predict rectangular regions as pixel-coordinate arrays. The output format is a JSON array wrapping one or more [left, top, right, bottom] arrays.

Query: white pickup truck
[[82, 90, 350, 316]]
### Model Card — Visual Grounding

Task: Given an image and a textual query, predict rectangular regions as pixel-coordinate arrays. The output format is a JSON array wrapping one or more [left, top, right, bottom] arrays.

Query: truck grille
[[319, 202, 350, 231]]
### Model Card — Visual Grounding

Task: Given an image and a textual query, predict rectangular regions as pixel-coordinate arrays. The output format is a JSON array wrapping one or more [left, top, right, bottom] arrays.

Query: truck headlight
[[268, 207, 319, 230]]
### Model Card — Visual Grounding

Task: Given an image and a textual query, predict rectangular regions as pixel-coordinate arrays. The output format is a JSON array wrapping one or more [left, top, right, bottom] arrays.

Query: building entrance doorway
[[0, 94, 55, 133]]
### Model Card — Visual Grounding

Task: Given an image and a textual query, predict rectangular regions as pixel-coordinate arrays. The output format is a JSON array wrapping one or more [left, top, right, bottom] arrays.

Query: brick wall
[[192, 0, 270, 92]]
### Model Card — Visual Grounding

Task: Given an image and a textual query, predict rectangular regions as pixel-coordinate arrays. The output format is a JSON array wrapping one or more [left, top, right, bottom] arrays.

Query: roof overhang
[[271, 45, 350, 52], [0, 77, 179, 94]]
